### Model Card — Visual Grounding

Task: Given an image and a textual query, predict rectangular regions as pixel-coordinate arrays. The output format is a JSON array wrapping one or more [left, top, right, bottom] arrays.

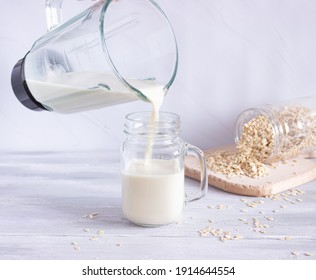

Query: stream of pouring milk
[[142, 84, 165, 161]]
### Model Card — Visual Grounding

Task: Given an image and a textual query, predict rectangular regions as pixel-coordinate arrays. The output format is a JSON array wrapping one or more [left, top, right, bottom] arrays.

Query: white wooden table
[[0, 150, 315, 260]]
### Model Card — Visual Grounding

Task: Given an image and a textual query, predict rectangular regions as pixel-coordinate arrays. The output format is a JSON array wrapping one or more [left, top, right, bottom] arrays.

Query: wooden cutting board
[[185, 145, 316, 197]]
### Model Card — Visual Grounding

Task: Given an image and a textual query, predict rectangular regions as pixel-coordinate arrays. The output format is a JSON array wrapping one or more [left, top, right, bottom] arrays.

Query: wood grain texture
[[185, 146, 316, 196], [0, 150, 315, 260]]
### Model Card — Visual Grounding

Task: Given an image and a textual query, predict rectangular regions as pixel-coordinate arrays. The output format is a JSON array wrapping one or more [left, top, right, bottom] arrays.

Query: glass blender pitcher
[[11, 0, 178, 113]]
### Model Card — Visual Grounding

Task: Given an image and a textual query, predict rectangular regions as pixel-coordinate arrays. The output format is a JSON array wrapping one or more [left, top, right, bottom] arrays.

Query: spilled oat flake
[[206, 115, 273, 178]]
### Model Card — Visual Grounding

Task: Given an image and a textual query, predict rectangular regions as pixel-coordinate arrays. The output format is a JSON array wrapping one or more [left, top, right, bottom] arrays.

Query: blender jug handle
[[45, 0, 63, 30], [45, 0, 106, 30]]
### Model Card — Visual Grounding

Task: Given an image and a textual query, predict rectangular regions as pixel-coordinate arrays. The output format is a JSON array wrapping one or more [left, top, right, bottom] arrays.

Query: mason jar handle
[[185, 143, 208, 202]]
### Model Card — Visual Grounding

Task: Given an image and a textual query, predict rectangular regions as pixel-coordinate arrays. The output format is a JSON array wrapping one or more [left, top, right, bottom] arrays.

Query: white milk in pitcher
[[26, 72, 158, 113], [122, 159, 185, 226]]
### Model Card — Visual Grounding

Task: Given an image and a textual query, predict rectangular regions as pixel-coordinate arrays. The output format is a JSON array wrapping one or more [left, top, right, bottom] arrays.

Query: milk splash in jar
[[121, 84, 185, 226]]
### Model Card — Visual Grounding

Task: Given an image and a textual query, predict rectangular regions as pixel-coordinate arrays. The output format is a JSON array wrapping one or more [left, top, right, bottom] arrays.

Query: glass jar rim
[[124, 111, 181, 137], [125, 111, 180, 123], [234, 106, 285, 163]]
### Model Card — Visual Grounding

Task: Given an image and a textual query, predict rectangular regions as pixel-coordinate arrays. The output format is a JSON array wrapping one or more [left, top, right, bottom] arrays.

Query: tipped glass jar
[[234, 96, 316, 163]]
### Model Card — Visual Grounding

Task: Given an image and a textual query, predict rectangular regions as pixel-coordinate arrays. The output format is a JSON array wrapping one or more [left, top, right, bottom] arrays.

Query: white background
[[1, 0, 316, 152]]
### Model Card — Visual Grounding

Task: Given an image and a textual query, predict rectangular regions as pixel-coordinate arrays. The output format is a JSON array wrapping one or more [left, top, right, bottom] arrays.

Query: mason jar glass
[[121, 112, 208, 227]]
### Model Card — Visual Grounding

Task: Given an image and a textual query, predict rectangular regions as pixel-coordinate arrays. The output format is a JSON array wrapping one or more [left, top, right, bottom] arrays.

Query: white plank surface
[[0, 150, 315, 260]]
